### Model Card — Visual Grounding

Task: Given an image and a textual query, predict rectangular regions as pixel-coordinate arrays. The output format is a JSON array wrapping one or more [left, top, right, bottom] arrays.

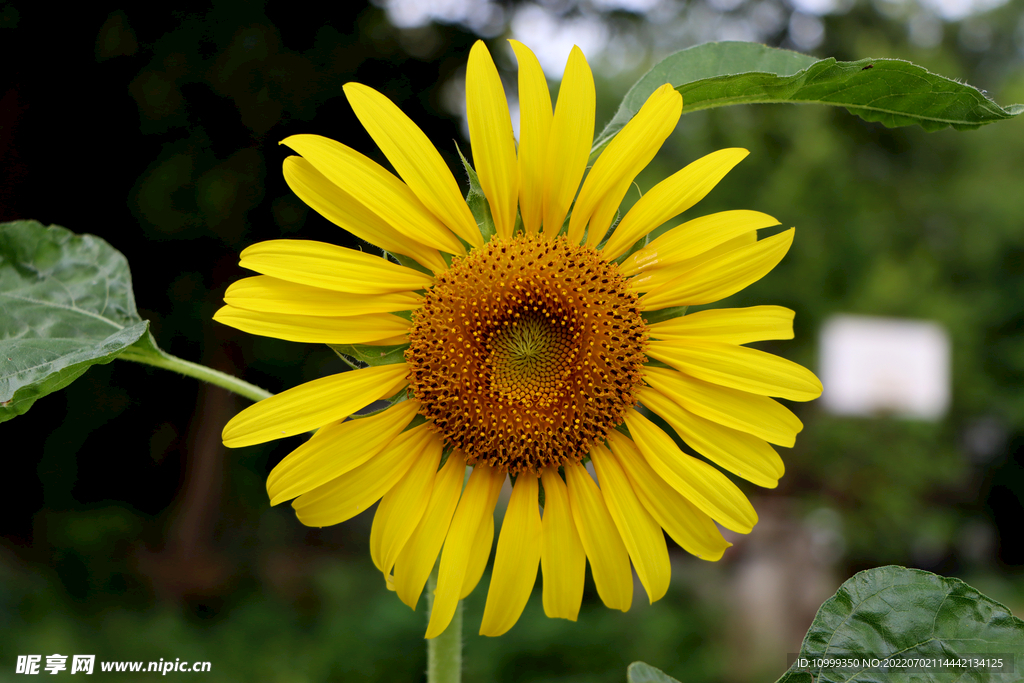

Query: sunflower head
[[406, 235, 647, 475], [215, 39, 822, 639]]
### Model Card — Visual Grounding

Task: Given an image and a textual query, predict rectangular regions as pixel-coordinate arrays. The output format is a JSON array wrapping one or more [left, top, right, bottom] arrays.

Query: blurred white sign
[[819, 315, 950, 420]]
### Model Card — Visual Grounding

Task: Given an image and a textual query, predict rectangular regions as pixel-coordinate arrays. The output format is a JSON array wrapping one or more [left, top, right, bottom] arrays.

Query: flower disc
[[406, 236, 648, 474]]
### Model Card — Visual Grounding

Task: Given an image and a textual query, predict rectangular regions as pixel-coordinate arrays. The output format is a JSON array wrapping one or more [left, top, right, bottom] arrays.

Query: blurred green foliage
[[3, 0, 1024, 681], [1, 535, 723, 683]]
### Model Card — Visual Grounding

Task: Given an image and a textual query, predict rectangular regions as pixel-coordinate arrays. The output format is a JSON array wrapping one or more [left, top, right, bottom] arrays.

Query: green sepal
[[591, 208, 621, 252], [389, 251, 437, 276], [610, 230, 650, 266], [328, 342, 409, 368], [639, 358, 673, 371], [642, 306, 689, 325], [611, 422, 633, 438], [456, 143, 497, 244], [403, 412, 427, 431], [390, 309, 413, 322], [342, 385, 413, 421], [437, 446, 452, 472], [511, 210, 525, 238]]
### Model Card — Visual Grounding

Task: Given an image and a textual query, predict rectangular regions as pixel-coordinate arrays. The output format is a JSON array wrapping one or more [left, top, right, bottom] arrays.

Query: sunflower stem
[[118, 346, 272, 403], [426, 572, 463, 683]]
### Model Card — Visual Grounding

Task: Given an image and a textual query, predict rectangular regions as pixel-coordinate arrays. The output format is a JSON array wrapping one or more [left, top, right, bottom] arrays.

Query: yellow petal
[[370, 488, 395, 573], [647, 338, 822, 401], [222, 363, 409, 448], [480, 475, 542, 636], [539, 467, 585, 621], [641, 228, 794, 309], [606, 431, 730, 561], [623, 410, 757, 533], [643, 365, 802, 447], [604, 152, 752, 260], [225, 276, 422, 317], [343, 83, 481, 249], [425, 464, 504, 639], [542, 46, 595, 237], [590, 443, 670, 604], [394, 450, 467, 609], [461, 501, 496, 600], [267, 399, 421, 505], [626, 232, 757, 294], [570, 83, 682, 246], [620, 209, 778, 276], [467, 41, 519, 241], [292, 424, 433, 527], [628, 231, 757, 294], [283, 156, 447, 273], [654, 231, 758, 279], [376, 432, 445, 575], [564, 461, 632, 612], [238, 239, 434, 294], [648, 306, 794, 345], [509, 40, 552, 234], [364, 334, 412, 346], [639, 386, 784, 488], [214, 305, 409, 344], [282, 134, 466, 256]]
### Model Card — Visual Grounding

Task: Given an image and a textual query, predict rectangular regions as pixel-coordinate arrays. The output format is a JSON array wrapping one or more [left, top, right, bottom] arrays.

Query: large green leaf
[[776, 565, 1024, 683], [0, 220, 150, 422], [629, 566, 1022, 683], [595, 42, 1023, 153]]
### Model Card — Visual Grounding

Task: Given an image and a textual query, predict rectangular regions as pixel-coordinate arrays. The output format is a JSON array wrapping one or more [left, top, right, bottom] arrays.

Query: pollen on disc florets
[[405, 235, 648, 475]]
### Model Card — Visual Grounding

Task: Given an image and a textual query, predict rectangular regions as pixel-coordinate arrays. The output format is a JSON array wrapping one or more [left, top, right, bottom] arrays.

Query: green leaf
[[776, 565, 1024, 683], [633, 566, 1022, 683], [0, 220, 152, 422], [774, 673, 814, 683], [626, 662, 683, 683], [595, 42, 1022, 154]]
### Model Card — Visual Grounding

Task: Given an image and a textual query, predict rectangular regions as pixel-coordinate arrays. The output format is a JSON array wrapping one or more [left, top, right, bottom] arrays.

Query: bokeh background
[[3, 0, 1024, 680]]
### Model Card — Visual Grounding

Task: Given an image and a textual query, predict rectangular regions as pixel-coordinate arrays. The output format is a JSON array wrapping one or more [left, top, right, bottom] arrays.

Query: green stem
[[118, 347, 272, 403], [426, 572, 462, 683]]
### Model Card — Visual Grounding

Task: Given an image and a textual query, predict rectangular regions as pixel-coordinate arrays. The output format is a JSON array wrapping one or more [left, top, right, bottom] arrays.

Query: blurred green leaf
[[775, 565, 1024, 683], [0, 220, 150, 422], [595, 42, 1022, 154], [627, 661, 684, 683]]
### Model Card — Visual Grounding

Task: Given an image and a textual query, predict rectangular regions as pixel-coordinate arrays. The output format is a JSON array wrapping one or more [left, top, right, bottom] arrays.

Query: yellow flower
[[215, 40, 822, 639]]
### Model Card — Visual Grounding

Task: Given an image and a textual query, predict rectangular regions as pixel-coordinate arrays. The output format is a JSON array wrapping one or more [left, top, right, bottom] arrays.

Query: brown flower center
[[405, 235, 648, 475]]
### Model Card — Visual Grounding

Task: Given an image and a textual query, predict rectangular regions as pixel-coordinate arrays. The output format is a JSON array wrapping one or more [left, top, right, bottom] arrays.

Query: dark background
[[2, 0, 1024, 680]]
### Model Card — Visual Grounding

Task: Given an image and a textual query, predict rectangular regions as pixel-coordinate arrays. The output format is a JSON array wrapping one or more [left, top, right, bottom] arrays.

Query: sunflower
[[215, 40, 821, 639]]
